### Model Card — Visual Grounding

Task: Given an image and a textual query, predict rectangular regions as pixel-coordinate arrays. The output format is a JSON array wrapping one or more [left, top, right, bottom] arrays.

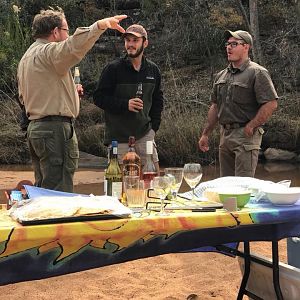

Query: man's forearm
[[248, 100, 277, 128], [201, 103, 218, 136]]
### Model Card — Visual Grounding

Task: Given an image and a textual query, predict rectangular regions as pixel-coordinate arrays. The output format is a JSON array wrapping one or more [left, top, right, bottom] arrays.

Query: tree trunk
[[249, 0, 263, 64], [296, 0, 300, 23], [234, 0, 251, 30]]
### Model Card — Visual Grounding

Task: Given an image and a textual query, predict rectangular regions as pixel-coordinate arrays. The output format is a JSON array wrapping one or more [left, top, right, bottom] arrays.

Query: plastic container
[[10, 190, 23, 203]]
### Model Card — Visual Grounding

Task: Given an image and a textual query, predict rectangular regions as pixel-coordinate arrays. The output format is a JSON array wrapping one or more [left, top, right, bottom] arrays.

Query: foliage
[[76, 99, 107, 157], [0, 2, 31, 91], [0, 94, 29, 163], [0, 0, 300, 165]]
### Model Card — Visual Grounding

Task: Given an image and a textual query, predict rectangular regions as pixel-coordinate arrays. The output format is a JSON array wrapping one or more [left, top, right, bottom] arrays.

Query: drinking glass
[[124, 176, 145, 209], [164, 168, 184, 200], [183, 163, 203, 201], [152, 176, 172, 215]]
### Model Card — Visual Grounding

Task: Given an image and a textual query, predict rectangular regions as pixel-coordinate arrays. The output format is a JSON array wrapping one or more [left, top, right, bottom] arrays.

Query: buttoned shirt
[[18, 22, 105, 120], [211, 59, 278, 125]]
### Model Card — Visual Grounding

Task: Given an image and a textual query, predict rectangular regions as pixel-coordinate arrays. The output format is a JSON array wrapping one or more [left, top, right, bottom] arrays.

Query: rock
[[79, 151, 107, 168], [263, 162, 298, 173], [263, 148, 297, 161]]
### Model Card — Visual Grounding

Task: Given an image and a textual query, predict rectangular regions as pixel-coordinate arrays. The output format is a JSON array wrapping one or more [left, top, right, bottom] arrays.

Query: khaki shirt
[[211, 59, 278, 124], [18, 22, 105, 120]]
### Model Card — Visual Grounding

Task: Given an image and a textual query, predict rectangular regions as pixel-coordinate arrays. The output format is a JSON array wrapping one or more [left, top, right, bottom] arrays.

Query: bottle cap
[[146, 141, 153, 154], [128, 136, 136, 146]]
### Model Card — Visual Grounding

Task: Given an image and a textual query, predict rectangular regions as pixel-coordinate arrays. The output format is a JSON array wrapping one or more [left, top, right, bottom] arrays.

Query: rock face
[[264, 148, 297, 161]]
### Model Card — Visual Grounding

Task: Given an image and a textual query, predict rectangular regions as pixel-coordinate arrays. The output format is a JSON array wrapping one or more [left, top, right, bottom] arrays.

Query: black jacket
[[93, 55, 164, 145]]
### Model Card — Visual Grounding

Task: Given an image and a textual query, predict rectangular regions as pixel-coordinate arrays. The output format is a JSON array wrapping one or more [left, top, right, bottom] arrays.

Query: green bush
[[0, 97, 30, 164]]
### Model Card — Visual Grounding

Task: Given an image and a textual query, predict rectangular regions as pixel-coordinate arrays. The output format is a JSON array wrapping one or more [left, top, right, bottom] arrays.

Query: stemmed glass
[[152, 176, 172, 215], [183, 163, 203, 201], [164, 168, 184, 201]]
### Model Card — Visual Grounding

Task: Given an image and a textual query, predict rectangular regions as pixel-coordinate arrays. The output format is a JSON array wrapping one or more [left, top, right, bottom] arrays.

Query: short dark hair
[[32, 9, 65, 39]]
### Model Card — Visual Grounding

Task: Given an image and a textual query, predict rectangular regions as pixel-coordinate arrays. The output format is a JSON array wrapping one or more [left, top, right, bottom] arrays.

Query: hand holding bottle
[[128, 82, 143, 112], [74, 67, 84, 97], [76, 84, 84, 97], [128, 98, 143, 112]]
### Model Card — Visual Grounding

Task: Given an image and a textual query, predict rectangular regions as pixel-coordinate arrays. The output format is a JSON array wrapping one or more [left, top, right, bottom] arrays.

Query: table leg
[[237, 241, 250, 300], [272, 241, 284, 300]]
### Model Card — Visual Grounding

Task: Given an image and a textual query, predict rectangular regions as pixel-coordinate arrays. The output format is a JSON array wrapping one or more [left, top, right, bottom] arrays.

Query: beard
[[127, 44, 144, 58]]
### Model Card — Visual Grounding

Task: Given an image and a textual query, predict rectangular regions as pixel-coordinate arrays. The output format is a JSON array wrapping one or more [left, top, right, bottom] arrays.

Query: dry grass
[[0, 67, 299, 165]]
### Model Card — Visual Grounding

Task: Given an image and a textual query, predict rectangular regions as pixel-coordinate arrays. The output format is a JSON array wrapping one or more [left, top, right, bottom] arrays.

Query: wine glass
[[164, 168, 184, 201], [183, 163, 203, 201], [152, 176, 172, 215]]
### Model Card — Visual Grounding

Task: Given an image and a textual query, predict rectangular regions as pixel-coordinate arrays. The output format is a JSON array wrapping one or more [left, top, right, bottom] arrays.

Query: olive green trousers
[[27, 120, 79, 192]]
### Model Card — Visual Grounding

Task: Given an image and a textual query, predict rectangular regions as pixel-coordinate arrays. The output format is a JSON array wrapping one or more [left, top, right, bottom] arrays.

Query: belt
[[222, 123, 247, 130], [32, 116, 74, 123]]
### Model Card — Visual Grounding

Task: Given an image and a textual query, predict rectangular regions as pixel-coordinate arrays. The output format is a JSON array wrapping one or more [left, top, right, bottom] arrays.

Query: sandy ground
[[0, 168, 288, 300]]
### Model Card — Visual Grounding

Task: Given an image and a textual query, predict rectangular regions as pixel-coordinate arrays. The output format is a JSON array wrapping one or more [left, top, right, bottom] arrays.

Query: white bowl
[[264, 187, 300, 205]]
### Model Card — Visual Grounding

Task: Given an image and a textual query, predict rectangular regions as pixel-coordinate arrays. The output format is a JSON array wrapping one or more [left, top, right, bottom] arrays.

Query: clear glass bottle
[[74, 67, 80, 85], [142, 141, 157, 189], [122, 136, 141, 178], [103, 144, 112, 196], [105, 141, 122, 200]]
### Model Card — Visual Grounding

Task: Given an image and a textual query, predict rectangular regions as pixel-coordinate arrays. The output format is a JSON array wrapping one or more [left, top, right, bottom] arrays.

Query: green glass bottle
[[105, 141, 122, 200]]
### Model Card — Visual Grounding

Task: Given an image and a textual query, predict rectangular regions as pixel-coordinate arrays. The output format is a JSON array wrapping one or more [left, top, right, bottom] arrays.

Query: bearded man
[[93, 24, 164, 172]]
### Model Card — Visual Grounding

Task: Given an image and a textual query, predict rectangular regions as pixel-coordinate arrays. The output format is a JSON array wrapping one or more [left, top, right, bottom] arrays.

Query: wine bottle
[[103, 145, 112, 195], [122, 136, 141, 178], [142, 141, 157, 189], [136, 83, 143, 99], [105, 141, 122, 200]]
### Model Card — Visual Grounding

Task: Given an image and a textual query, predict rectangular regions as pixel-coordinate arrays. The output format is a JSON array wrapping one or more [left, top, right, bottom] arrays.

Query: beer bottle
[[136, 83, 143, 99], [74, 67, 81, 85]]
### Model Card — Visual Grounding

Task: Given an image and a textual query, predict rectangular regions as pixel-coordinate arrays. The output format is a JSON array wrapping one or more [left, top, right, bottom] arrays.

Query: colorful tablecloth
[[1, 200, 300, 285]]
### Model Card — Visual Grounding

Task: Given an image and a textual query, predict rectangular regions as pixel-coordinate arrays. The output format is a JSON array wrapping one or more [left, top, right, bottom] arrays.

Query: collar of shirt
[[227, 58, 251, 74], [35, 38, 50, 44], [124, 54, 147, 71]]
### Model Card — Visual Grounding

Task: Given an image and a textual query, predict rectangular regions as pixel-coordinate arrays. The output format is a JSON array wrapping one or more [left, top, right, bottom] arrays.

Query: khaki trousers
[[116, 129, 159, 166], [219, 126, 264, 177], [27, 120, 79, 192]]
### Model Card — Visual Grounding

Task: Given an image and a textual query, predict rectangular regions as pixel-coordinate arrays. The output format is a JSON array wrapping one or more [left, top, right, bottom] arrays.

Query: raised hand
[[97, 15, 127, 33]]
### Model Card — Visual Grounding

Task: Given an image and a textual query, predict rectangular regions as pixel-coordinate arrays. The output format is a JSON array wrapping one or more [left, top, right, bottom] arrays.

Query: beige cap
[[225, 30, 253, 46], [123, 24, 148, 39]]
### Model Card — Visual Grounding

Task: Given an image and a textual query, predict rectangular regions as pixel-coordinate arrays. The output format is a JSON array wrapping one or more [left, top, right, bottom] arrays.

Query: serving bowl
[[217, 187, 252, 208], [264, 187, 300, 206]]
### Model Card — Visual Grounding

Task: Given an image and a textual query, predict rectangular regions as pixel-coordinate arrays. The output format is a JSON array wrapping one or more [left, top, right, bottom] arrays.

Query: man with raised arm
[[18, 8, 127, 192]]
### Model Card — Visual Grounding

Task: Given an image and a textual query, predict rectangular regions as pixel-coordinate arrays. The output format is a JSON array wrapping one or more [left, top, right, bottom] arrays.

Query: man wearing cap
[[93, 24, 164, 172], [198, 30, 278, 177]]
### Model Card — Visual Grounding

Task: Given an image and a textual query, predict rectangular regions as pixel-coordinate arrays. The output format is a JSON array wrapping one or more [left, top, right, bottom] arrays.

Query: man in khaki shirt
[[198, 30, 278, 177], [18, 9, 126, 192]]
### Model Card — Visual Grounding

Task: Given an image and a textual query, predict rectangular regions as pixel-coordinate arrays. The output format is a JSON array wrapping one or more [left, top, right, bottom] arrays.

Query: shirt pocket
[[215, 79, 227, 105], [232, 81, 253, 105]]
